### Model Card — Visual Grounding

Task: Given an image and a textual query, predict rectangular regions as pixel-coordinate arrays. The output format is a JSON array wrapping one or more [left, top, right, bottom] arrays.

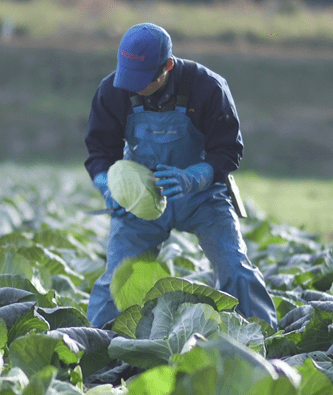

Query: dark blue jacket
[[85, 56, 243, 184]]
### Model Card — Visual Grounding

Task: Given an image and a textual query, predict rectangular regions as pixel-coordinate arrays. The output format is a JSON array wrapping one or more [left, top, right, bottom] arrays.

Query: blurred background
[[1, 0, 332, 241]]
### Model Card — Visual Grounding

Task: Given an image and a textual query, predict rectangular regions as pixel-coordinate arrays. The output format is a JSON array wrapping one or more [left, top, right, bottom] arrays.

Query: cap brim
[[113, 66, 158, 92]]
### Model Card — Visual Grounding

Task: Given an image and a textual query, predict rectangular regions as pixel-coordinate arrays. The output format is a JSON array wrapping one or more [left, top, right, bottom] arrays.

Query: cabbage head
[[108, 160, 167, 221]]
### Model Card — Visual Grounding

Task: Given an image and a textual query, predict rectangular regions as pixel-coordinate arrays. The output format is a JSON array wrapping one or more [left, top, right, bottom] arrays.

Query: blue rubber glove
[[93, 172, 135, 219], [154, 163, 214, 201]]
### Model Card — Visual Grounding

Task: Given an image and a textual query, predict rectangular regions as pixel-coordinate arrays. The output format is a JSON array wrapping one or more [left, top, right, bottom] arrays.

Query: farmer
[[84, 23, 278, 330]]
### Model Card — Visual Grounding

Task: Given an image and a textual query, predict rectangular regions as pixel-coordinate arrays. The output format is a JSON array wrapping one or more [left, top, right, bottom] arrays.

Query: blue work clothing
[[93, 172, 113, 208], [86, 79, 278, 330], [85, 57, 243, 184], [87, 184, 277, 330], [123, 101, 206, 169]]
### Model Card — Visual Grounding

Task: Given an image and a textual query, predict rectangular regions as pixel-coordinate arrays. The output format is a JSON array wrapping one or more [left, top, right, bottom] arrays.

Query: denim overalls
[[87, 65, 278, 330]]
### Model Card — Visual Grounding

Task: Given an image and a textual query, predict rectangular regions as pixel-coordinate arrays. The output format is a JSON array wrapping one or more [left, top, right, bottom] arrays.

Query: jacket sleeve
[[84, 80, 126, 181], [202, 78, 243, 184]]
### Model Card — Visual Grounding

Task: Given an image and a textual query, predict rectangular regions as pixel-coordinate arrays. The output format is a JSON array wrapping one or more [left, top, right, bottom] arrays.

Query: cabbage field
[[1, 163, 333, 394]]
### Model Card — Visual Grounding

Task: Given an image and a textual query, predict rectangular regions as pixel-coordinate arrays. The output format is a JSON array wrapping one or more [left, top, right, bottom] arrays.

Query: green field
[[2, 161, 333, 394], [1, 2, 332, 244], [1, 2, 333, 393], [236, 172, 333, 244], [1, 0, 333, 47], [1, 44, 332, 177], [2, 163, 332, 244], [1, 40, 332, 244]]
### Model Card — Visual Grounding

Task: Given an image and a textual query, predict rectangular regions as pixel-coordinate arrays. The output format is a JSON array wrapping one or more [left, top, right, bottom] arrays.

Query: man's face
[[136, 67, 168, 96]]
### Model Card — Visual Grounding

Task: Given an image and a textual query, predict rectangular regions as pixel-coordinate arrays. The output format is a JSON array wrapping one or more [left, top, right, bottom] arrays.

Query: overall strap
[[175, 59, 196, 113]]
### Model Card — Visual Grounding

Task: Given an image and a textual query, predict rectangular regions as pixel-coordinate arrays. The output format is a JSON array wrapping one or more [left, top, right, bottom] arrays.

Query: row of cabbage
[[1, 163, 333, 394]]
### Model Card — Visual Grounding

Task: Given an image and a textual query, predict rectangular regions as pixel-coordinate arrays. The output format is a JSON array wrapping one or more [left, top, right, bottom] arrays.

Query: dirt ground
[[1, 34, 332, 179]]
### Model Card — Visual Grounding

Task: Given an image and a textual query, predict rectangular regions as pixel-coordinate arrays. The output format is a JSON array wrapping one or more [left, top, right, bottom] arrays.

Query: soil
[[1, 33, 332, 179]]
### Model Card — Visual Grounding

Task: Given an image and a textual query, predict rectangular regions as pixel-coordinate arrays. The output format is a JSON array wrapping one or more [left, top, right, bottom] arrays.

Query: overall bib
[[87, 72, 278, 331]]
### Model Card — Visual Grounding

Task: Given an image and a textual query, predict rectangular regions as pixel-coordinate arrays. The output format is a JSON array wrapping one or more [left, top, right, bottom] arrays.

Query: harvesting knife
[[226, 174, 248, 218]]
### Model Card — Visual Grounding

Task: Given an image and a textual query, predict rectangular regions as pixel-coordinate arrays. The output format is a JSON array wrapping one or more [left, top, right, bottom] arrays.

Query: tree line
[[8, 0, 333, 4], [125, 0, 333, 6]]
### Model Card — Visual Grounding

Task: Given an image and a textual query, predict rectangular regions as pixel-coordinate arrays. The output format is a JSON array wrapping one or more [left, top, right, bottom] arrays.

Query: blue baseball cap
[[113, 23, 172, 92]]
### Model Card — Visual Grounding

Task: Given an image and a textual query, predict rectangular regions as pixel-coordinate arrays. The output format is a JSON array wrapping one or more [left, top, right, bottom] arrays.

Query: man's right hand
[[93, 171, 135, 219]]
